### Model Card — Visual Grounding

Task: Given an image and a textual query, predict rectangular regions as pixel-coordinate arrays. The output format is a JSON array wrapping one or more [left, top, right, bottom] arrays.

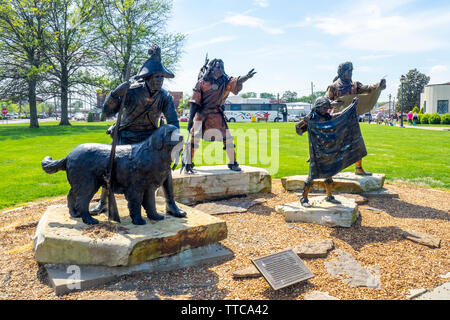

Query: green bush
[[87, 112, 94, 122], [441, 113, 450, 124], [411, 106, 419, 114], [419, 107, 424, 114], [420, 114, 430, 124], [430, 113, 441, 124], [100, 112, 106, 122]]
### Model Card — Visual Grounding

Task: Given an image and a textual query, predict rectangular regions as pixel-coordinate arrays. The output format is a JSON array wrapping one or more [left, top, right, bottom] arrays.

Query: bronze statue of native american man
[[182, 58, 256, 174]]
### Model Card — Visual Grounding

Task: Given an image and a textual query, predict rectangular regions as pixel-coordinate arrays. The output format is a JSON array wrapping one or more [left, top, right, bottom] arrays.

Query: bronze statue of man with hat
[[182, 58, 256, 174], [90, 44, 186, 220], [326, 61, 386, 176]]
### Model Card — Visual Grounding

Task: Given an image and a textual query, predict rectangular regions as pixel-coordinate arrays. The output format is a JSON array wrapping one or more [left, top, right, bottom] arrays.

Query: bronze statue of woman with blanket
[[296, 96, 366, 207]]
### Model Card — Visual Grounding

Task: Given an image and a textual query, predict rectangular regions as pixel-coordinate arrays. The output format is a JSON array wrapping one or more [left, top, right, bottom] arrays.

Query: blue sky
[[165, 0, 450, 102]]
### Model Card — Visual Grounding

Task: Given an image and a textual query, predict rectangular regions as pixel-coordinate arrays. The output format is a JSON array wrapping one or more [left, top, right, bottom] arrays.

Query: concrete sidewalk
[[368, 122, 450, 131]]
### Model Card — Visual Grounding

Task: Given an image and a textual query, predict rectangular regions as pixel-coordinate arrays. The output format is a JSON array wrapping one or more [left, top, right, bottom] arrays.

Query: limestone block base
[[275, 196, 359, 228], [158, 165, 271, 205], [281, 172, 386, 194], [33, 198, 227, 267]]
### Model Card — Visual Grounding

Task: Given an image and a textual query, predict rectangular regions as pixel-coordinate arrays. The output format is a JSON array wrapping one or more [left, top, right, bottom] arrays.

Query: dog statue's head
[[151, 124, 184, 152]]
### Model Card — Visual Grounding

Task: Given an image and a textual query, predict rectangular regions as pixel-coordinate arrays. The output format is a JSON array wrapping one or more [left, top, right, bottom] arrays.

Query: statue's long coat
[[103, 82, 179, 145]]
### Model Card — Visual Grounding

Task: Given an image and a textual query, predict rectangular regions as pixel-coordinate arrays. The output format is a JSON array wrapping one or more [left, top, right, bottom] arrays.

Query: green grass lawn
[[0, 121, 449, 209]]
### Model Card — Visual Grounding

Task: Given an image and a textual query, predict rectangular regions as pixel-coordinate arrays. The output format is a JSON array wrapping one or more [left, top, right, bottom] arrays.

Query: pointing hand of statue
[[247, 68, 257, 78], [380, 78, 387, 90]]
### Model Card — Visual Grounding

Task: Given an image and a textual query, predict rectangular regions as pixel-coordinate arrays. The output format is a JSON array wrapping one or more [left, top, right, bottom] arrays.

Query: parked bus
[[223, 103, 288, 122]]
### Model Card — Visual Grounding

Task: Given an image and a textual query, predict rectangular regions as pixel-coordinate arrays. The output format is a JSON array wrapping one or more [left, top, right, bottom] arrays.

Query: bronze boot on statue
[[162, 174, 187, 218], [300, 183, 312, 207], [355, 159, 372, 176], [324, 179, 341, 204], [90, 188, 108, 215]]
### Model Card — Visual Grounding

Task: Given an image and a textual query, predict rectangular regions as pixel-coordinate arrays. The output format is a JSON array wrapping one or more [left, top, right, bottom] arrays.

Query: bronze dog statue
[[41, 125, 184, 225]]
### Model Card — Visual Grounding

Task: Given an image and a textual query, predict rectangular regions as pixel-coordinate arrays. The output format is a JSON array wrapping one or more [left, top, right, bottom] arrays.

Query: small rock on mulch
[[291, 239, 334, 259], [232, 265, 261, 279], [195, 198, 266, 215], [303, 291, 339, 300], [402, 230, 441, 248], [324, 249, 381, 289]]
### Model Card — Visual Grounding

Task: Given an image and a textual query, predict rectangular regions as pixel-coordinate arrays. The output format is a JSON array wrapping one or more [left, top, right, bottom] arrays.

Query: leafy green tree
[[177, 93, 191, 113], [0, 0, 51, 128], [260, 92, 275, 100], [96, 0, 185, 87], [396, 69, 430, 113], [281, 90, 298, 102], [241, 92, 257, 98], [297, 91, 326, 104], [43, 0, 100, 126]]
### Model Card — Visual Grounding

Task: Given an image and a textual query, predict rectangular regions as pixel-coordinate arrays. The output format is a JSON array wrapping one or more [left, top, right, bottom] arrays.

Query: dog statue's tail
[[41, 156, 67, 174]]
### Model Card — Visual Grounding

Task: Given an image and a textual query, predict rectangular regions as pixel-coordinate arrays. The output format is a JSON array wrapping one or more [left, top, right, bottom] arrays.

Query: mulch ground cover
[[0, 180, 448, 300]]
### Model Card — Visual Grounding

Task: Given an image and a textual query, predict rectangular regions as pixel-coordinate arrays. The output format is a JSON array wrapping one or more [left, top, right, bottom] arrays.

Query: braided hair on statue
[[202, 58, 229, 82]]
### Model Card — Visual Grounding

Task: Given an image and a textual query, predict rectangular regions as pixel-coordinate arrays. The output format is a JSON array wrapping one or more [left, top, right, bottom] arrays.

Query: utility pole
[[388, 94, 391, 117]]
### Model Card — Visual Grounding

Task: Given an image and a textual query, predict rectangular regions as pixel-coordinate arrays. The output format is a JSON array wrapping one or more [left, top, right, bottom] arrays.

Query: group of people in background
[[374, 110, 419, 126]]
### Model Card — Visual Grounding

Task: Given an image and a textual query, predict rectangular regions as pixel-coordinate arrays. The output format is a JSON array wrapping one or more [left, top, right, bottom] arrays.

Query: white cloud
[[307, 1, 450, 53], [253, 0, 269, 7], [429, 65, 449, 84], [224, 13, 284, 35], [187, 36, 237, 50], [360, 54, 394, 60]]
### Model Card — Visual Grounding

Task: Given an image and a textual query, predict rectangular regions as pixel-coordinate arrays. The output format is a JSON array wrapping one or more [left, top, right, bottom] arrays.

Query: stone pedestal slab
[[33, 198, 227, 267], [281, 172, 385, 194], [158, 165, 271, 205], [275, 196, 359, 228], [45, 244, 233, 296]]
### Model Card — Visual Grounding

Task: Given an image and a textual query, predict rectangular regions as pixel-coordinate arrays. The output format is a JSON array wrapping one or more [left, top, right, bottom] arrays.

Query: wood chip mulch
[[0, 180, 448, 300]]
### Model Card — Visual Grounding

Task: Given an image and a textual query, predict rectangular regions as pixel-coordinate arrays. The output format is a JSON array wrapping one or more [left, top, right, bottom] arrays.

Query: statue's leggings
[[302, 176, 334, 199]]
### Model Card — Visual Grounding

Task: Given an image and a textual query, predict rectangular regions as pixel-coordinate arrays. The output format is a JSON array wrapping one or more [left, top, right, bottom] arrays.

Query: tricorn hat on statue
[[135, 44, 174, 80]]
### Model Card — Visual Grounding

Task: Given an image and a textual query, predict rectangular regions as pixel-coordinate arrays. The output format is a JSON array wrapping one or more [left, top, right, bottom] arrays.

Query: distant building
[[286, 102, 311, 117], [225, 95, 271, 104], [420, 82, 450, 114], [375, 102, 393, 115], [96, 90, 107, 109], [169, 91, 183, 108]]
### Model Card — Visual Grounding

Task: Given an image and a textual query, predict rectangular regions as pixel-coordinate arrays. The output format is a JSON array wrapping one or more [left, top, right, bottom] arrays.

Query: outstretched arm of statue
[[358, 78, 386, 94], [237, 69, 257, 85]]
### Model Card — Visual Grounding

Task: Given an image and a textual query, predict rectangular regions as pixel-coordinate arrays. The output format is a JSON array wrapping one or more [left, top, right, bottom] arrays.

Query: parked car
[[359, 113, 372, 122], [74, 113, 86, 121]]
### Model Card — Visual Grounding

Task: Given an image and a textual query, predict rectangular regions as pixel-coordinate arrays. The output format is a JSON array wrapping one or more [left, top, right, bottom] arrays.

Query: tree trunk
[[28, 79, 39, 128], [58, 67, 71, 126]]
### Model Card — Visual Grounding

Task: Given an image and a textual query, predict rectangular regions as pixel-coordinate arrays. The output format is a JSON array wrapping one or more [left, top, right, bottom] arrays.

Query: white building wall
[[420, 84, 450, 114]]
